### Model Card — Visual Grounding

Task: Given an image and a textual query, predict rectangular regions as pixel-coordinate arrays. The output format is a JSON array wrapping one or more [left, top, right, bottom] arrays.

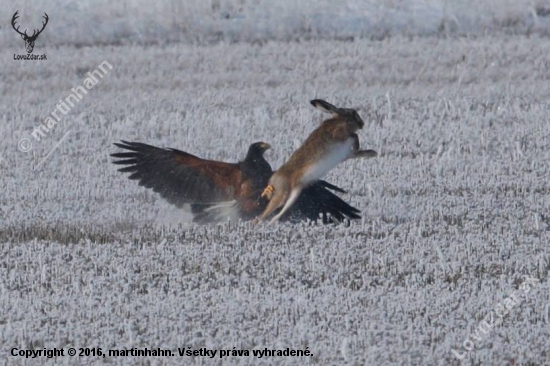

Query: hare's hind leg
[[269, 186, 303, 224], [257, 190, 288, 222]]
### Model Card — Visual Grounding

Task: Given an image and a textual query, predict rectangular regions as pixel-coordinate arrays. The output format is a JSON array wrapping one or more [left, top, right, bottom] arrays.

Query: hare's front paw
[[261, 185, 275, 200]]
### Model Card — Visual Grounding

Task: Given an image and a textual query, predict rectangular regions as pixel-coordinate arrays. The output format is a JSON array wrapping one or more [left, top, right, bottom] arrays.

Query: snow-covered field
[[2, 1, 550, 365]]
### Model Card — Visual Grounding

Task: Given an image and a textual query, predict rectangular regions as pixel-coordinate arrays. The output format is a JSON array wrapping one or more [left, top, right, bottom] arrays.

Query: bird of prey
[[111, 140, 361, 224]]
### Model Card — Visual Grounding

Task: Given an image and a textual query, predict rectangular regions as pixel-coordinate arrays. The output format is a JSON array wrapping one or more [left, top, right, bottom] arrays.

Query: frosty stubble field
[[1, 35, 550, 365]]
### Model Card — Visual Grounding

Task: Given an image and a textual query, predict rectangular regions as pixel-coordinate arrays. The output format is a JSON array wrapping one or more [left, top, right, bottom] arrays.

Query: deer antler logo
[[12, 11, 49, 54]]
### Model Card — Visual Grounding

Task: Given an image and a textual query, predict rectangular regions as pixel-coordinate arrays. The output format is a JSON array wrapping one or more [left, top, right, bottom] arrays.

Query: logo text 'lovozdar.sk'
[[12, 10, 48, 60]]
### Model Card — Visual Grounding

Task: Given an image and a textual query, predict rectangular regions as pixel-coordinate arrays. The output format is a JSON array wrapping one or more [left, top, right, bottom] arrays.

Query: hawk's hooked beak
[[260, 143, 271, 151]]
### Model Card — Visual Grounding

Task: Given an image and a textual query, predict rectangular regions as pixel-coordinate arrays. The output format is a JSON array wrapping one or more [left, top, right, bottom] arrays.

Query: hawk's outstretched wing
[[111, 141, 243, 207], [291, 183, 361, 223]]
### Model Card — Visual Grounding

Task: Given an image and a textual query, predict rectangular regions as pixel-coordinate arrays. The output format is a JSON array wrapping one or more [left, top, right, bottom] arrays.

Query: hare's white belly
[[301, 139, 354, 184]]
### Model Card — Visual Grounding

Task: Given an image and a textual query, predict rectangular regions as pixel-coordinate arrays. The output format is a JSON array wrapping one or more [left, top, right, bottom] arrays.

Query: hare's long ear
[[310, 99, 339, 116]]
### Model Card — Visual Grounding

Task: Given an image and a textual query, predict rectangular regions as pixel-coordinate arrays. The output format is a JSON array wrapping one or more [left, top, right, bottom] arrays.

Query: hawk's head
[[249, 142, 271, 156]]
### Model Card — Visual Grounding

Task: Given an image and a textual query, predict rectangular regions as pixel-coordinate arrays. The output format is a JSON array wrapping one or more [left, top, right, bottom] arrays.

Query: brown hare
[[258, 99, 377, 224]]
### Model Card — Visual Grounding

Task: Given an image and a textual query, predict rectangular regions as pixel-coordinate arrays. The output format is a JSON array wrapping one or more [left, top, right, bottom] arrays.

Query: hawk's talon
[[261, 185, 274, 199]]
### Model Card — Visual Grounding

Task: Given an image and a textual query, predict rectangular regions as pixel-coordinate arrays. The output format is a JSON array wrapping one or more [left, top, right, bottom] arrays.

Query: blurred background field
[[2, 0, 550, 48]]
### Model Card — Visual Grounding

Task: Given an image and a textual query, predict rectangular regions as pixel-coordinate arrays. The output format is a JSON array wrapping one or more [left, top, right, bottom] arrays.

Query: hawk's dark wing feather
[[285, 181, 360, 223], [111, 141, 242, 207], [315, 180, 347, 194]]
